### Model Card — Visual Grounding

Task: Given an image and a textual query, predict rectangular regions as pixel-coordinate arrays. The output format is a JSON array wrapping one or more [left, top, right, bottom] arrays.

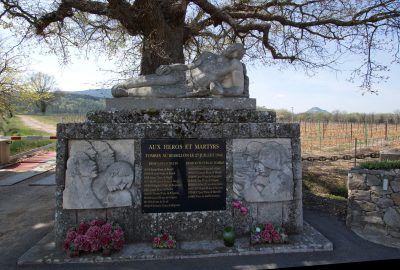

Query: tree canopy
[[1, 0, 400, 92]]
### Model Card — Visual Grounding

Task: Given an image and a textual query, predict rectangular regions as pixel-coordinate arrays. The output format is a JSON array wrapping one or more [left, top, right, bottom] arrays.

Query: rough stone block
[[275, 123, 299, 138], [346, 210, 362, 227], [367, 175, 381, 186], [249, 123, 276, 137], [362, 215, 384, 225], [106, 207, 135, 242], [356, 200, 376, 211], [377, 198, 394, 208], [54, 208, 76, 247], [282, 199, 303, 233], [363, 224, 388, 235], [390, 180, 400, 193], [388, 229, 400, 238], [391, 193, 400, 206], [233, 202, 257, 236], [383, 207, 400, 229], [352, 190, 371, 201], [348, 174, 367, 190], [371, 185, 392, 195], [106, 97, 257, 111], [132, 211, 158, 242], [257, 202, 283, 225], [77, 209, 107, 222], [178, 211, 215, 241], [213, 210, 233, 240]]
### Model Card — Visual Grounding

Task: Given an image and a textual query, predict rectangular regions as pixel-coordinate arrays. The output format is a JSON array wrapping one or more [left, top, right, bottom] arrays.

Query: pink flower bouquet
[[251, 223, 288, 245], [152, 231, 176, 249], [63, 219, 124, 257]]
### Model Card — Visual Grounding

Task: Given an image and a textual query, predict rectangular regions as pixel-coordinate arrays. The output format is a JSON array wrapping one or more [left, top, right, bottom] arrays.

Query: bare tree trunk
[[138, 0, 187, 75]]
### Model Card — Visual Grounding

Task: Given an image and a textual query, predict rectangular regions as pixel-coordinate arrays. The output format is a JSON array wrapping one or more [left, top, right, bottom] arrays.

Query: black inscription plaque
[[142, 138, 226, 213]]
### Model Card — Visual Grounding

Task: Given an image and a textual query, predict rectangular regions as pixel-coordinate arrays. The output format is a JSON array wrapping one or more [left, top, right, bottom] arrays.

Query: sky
[[30, 50, 400, 114]]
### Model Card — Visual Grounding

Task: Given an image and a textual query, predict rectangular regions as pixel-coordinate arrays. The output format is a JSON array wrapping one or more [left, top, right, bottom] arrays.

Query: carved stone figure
[[233, 139, 294, 202], [111, 43, 249, 98], [63, 140, 138, 209]]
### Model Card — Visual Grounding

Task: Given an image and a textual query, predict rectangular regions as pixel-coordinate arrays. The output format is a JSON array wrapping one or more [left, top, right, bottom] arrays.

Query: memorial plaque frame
[[141, 138, 226, 213]]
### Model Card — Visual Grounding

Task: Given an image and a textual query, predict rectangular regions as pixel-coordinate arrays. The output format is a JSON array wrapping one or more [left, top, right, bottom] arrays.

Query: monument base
[[106, 97, 256, 110], [55, 109, 302, 247]]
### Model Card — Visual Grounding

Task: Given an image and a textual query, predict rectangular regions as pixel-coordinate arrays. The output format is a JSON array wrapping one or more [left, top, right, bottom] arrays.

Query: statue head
[[223, 43, 245, 59]]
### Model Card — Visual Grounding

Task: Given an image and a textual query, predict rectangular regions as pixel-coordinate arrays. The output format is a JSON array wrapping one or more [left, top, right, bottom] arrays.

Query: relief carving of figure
[[234, 141, 294, 202], [63, 140, 138, 209], [111, 43, 248, 98]]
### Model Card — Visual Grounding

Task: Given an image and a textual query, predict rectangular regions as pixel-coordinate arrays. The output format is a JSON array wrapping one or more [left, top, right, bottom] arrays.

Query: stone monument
[[55, 43, 302, 246]]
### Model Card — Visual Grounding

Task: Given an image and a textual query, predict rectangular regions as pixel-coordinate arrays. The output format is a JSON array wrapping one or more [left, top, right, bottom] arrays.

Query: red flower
[[90, 219, 107, 227], [271, 230, 280, 242], [152, 236, 161, 246], [77, 222, 90, 234], [232, 200, 242, 209], [114, 239, 124, 251], [167, 239, 176, 248], [161, 233, 169, 241], [240, 206, 248, 216], [264, 223, 274, 232]]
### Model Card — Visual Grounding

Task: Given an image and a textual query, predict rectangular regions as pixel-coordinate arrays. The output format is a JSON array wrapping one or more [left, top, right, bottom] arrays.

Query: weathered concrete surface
[[18, 221, 332, 265], [106, 98, 257, 111]]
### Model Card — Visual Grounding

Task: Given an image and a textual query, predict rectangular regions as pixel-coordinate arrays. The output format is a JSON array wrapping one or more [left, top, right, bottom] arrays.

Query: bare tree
[[28, 72, 56, 114], [1, 0, 400, 92]]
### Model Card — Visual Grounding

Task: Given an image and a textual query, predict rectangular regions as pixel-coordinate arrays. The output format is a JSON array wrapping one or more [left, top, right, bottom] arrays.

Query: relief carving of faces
[[234, 140, 293, 202]]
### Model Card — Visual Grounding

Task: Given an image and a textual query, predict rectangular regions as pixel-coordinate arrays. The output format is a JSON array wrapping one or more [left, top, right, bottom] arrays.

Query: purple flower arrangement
[[63, 219, 124, 257]]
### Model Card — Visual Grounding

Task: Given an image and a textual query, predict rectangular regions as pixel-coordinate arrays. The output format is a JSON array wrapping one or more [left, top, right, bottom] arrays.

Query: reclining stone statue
[[111, 43, 249, 98]]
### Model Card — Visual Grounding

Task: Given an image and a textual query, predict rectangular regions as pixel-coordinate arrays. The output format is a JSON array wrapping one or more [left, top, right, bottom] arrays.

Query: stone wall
[[55, 109, 302, 246], [347, 168, 400, 247]]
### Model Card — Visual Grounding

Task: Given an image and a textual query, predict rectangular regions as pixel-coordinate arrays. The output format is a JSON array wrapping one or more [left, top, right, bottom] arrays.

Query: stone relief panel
[[233, 139, 293, 202], [63, 140, 139, 209]]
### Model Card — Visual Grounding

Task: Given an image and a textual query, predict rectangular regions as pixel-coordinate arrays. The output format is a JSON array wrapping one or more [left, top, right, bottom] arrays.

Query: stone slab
[[30, 174, 56, 186], [17, 221, 332, 265], [0, 162, 55, 186], [106, 97, 256, 111]]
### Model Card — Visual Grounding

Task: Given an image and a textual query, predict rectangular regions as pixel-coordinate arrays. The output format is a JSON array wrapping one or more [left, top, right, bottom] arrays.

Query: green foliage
[[17, 91, 105, 114], [10, 140, 53, 156], [360, 160, 400, 170]]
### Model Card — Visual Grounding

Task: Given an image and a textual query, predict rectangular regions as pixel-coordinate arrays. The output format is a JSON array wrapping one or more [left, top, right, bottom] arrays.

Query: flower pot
[[222, 226, 236, 247]]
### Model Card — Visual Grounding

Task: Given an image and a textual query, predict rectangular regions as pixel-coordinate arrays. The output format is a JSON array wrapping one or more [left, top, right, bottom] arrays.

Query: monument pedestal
[[55, 107, 302, 246], [106, 97, 257, 110]]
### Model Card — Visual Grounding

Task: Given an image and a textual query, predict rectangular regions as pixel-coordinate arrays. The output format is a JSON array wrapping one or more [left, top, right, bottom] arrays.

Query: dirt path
[[18, 115, 56, 135]]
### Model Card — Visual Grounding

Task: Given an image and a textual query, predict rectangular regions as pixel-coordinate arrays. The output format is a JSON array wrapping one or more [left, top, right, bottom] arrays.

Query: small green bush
[[360, 160, 400, 170]]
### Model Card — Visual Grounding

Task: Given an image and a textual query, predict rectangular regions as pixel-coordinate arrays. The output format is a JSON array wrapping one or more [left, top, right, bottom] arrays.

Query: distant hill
[[306, 107, 330, 114], [72, 88, 112, 98]]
